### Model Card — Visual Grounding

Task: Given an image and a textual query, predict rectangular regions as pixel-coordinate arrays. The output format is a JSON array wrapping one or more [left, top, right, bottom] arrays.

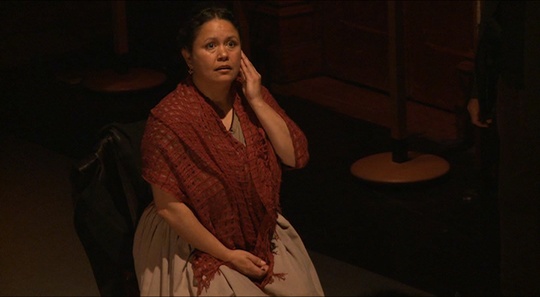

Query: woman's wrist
[[213, 246, 234, 263], [247, 97, 265, 108]]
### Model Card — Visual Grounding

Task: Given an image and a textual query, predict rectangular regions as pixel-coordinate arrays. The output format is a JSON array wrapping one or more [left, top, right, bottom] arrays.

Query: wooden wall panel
[[247, 1, 322, 84], [245, 0, 478, 114], [404, 0, 477, 111], [319, 1, 389, 91], [0, 1, 111, 68], [317, 0, 477, 112]]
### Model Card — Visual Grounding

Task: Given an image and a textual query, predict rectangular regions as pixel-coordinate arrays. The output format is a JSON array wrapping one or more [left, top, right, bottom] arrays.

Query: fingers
[[248, 257, 268, 278], [228, 250, 269, 279], [467, 98, 491, 128], [248, 254, 266, 267], [240, 51, 260, 79], [239, 52, 263, 103], [240, 51, 253, 69], [239, 54, 251, 80], [240, 51, 248, 63], [246, 253, 267, 272], [241, 257, 268, 280], [251, 262, 269, 279], [473, 120, 490, 128], [469, 113, 488, 127], [471, 117, 490, 128]]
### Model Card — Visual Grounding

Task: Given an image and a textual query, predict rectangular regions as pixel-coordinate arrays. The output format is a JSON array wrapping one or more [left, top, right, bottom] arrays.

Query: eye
[[205, 42, 216, 50], [226, 40, 238, 48]]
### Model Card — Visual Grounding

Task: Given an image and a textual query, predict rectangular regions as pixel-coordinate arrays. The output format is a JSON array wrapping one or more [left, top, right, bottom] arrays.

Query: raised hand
[[237, 51, 297, 167], [239, 51, 263, 104]]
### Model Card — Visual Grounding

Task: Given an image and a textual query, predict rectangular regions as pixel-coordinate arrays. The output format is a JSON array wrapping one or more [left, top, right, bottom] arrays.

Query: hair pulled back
[[177, 4, 241, 52]]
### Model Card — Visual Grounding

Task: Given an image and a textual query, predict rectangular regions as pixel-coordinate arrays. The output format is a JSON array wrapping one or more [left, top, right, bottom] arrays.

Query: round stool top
[[350, 152, 450, 184], [82, 68, 167, 93]]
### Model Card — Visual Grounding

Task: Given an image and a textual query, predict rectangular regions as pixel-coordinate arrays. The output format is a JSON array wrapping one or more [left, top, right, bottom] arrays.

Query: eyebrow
[[202, 36, 239, 43]]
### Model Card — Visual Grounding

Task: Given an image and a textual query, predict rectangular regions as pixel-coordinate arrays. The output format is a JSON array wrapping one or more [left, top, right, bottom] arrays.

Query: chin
[[213, 75, 235, 84], [215, 72, 239, 83]]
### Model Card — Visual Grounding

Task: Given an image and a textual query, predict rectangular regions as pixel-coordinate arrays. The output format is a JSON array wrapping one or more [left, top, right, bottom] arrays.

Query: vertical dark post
[[350, 0, 449, 183], [81, 0, 167, 94], [112, 0, 129, 74], [388, 0, 408, 163]]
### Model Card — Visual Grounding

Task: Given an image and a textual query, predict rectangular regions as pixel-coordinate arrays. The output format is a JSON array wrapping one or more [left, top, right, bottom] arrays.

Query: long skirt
[[133, 203, 325, 296]]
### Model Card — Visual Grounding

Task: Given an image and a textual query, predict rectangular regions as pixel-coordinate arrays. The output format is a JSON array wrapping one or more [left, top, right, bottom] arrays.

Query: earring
[[188, 68, 193, 75]]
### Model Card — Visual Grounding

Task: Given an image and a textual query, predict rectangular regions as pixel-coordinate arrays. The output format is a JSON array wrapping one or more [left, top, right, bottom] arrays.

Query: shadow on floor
[[277, 96, 500, 296]]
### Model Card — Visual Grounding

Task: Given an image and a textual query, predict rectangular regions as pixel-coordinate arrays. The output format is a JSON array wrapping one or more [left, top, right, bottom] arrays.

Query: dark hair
[[177, 3, 241, 52]]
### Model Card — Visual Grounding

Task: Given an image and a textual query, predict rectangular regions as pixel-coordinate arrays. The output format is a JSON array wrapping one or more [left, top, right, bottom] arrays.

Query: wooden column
[[248, 1, 322, 84], [350, 0, 450, 184]]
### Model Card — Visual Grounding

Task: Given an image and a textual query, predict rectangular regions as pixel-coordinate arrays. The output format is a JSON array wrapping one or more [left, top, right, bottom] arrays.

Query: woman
[[133, 5, 324, 296]]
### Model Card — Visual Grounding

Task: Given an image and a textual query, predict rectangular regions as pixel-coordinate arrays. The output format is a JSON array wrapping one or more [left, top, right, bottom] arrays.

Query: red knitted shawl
[[140, 77, 309, 295]]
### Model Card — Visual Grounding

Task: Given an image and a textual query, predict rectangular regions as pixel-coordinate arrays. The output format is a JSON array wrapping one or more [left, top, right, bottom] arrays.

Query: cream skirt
[[133, 203, 325, 296]]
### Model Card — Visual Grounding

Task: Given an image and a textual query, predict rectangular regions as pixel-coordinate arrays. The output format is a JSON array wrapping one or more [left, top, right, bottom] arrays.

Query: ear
[[181, 48, 192, 69]]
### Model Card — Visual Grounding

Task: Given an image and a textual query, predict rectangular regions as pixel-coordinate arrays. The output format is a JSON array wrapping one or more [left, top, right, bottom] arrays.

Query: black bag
[[70, 120, 151, 296]]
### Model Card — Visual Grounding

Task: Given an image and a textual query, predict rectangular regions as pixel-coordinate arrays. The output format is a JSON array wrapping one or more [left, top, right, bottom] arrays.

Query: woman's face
[[182, 18, 241, 86]]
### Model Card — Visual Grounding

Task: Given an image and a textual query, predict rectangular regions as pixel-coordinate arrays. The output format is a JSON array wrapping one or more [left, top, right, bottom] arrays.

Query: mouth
[[215, 65, 232, 71]]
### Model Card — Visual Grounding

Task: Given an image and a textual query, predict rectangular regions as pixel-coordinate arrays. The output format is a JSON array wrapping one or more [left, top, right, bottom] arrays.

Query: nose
[[217, 46, 229, 61]]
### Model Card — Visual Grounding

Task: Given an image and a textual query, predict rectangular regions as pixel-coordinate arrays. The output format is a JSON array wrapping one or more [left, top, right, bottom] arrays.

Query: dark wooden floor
[[1, 51, 500, 296], [271, 76, 462, 144], [276, 92, 500, 296]]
